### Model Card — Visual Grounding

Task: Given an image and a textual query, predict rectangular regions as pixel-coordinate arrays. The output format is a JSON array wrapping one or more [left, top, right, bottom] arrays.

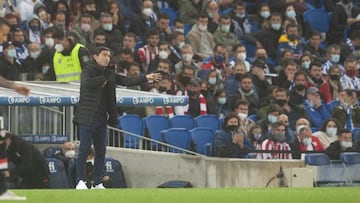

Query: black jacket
[[73, 60, 146, 126]]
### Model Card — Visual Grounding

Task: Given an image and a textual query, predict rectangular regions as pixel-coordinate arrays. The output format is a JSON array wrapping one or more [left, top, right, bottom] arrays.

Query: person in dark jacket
[[325, 128, 360, 160], [4, 133, 50, 189], [73, 46, 160, 189], [214, 112, 251, 158]]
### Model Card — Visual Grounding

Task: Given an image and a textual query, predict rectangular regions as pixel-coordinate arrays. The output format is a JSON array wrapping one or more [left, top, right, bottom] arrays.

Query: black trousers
[[0, 142, 7, 194]]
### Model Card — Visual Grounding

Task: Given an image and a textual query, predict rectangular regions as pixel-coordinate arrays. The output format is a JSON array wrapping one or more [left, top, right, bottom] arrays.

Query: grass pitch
[[5, 187, 360, 203]]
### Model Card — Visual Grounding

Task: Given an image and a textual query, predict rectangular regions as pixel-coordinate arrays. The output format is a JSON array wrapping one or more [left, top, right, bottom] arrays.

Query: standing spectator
[[73, 46, 160, 189], [186, 13, 215, 59], [256, 121, 292, 160], [106, 0, 126, 35], [313, 118, 341, 149], [214, 112, 251, 158], [0, 41, 23, 80]]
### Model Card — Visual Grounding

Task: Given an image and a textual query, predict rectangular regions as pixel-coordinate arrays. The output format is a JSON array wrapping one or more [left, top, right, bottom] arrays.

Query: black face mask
[[234, 73, 243, 81], [329, 74, 340, 81], [287, 34, 298, 41], [227, 125, 238, 132], [158, 86, 167, 93], [276, 99, 287, 106], [200, 90, 208, 98], [181, 76, 191, 86], [295, 84, 306, 91], [311, 76, 323, 84]]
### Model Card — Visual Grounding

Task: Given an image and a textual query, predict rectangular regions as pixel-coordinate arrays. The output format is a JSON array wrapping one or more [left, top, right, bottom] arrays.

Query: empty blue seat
[[340, 152, 360, 184], [47, 158, 70, 188], [327, 100, 339, 113], [169, 115, 194, 130], [162, 128, 191, 153], [104, 157, 127, 188], [144, 115, 169, 149], [189, 127, 215, 156], [118, 114, 144, 148], [303, 8, 330, 33], [194, 115, 220, 132]]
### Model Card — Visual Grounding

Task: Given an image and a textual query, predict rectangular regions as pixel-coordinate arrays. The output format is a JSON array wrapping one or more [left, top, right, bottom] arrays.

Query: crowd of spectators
[[2, 0, 360, 159]]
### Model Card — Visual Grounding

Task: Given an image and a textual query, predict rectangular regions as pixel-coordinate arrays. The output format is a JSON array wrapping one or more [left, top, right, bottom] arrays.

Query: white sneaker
[[0, 190, 26, 200], [75, 180, 88, 190], [93, 183, 106, 189]]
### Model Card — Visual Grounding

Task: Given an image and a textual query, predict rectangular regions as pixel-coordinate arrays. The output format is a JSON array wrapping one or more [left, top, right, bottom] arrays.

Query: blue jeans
[[76, 113, 107, 185]]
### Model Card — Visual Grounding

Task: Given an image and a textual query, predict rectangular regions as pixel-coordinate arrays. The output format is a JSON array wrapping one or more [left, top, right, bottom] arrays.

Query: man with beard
[[306, 61, 332, 103], [289, 71, 308, 106], [276, 23, 303, 61]]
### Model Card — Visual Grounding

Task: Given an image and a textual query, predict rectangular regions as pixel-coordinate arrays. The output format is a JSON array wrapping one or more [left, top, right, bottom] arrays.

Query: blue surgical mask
[[287, 10, 296, 18], [7, 49, 16, 58], [343, 102, 349, 110], [341, 141, 353, 149], [236, 13, 245, 18], [102, 23, 113, 31], [302, 137, 312, 146], [260, 11, 270, 19], [208, 12, 213, 18], [218, 97, 226, 104], [326, 127, 337, 137], [331, 54, 340, 63], [254, 133, 262, 140], [271, 23, 281, 30], [208, 77, 217, 85], [268, 114, 278, 123], [301, 61, 311, 69], [30, 51, 40, 59], [214, 54, 225, 64]]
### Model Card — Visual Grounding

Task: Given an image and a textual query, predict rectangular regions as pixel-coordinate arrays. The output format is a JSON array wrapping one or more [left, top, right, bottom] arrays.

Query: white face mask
[[326, 127, 337, 137], [175, 28, 184, 33], [55, 43, 64, 52], [237, 53, 246, 61], [341, 141, 353, 149], [238, 113, 248, 120], [198, 24, 207, 31], [42, 65, 50, 74], [143, 8, 153, 17], [102, 23, 113, 31], [86, 159, 94, 165], [182, 53, 193, 62], [302, 137, 312, 146], [159, 50, 169, 59], [178, 41, 185, 49], [45, 38, 55, 47], [64, 150, 76, 158]]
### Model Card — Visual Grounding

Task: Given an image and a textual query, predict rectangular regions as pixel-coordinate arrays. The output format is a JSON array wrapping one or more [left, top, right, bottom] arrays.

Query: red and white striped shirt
[[256, 139, 292, 160], [174, 89, 207, 116], [137, 45, 158, 72]]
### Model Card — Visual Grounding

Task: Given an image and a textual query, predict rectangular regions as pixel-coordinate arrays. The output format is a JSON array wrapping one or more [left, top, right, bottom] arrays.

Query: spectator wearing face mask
[[256, 121, 292, 160], [322, 44, 344, 75], [332, 89, 360, 130], [256, 104, 283, 138], [21, 42, 42, 80], [214, 112, 251, 158], [313, 118, 341, 149], [340, 57, 360, 91], [24, 15, 43, 44], [325, 128, 360, 160], [248, 125, 265, 150], [232, 99, 255, 139], [213, 14, 240, 54], [207, 88, 230, 119], [0, 41, 24, 80], [304, 87, 331, 129], [290, 125, 324, 159], [54, 142, 76, 169]]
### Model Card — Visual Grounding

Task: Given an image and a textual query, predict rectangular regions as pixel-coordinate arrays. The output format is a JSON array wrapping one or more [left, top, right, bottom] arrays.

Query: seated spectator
[[174, 44, 201, 74], [313, 118, 342, 149], [256, 104, 283, 137], [274, 59, 298, 90], [251, 3, 271, 32], [202, 43, 228, 80], [22, 42, 42, 79], [205, 0, 220, 34], [278, 114, 297, 144], [339, 30, 360, 62], [250, 59, 270, 107], [54, 142, 76, 169], [307, 61, 332, 103], [290, 125, 324, 159], [213, 14, 240, 54], [248, 124, 265, 150], [214, 112, 251, 158], [232, 99, 255, 138], [174, 76, 207, 117], [204, 69, 224, 100], [186, 13, 215, 59], [289, 71, 308, 106], [228, 44, 251, 72], [174, 65, 195, 91], [137, 29, 160, 72], [322, 44, 344, 75], [224, 61, 247, 99], [256, 121, 292, 160], [304, 87, 331, 128], [340, 57, 360, 91], [230, 73, 259, 115], [207, 88, 230, 119], [276, 23, 303, 61], [327, 64, 343, 101], [325, 128, 359, 160], [332, 89, 360, 130], [303, 31, 326, 63]]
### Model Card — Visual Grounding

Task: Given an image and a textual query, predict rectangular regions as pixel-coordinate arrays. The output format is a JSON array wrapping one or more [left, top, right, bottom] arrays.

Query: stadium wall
[[106, 147, 305, 188]]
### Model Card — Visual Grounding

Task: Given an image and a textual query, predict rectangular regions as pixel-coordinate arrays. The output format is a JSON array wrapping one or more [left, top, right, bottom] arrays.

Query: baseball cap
[[307, 87, 319, 95]]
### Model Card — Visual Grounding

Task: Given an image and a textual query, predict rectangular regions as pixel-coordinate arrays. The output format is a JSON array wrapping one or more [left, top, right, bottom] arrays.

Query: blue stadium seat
[[303, 8, 330, 33], [144, 115, 169, 149], [183, 24, 193, 35], [196, 69, 212, 81], [104, 157, 127, 188], [169, 115, 194, 130], [340, 152, 360, 185], [162, 128, 192, 153], [47, 158, 70, 188], [311, 127, 319, 133], [189, 127, 215, 156], [194, 115, 220, 132], [305, 153, 347, 186], [118, 114, 145, 148], [351, 128, 360, 144], [327, 100, 339, 113], [160, 8, 178, 27]]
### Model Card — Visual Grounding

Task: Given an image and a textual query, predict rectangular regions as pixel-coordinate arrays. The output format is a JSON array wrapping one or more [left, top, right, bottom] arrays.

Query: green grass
[[5, 188, 360, 203]]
